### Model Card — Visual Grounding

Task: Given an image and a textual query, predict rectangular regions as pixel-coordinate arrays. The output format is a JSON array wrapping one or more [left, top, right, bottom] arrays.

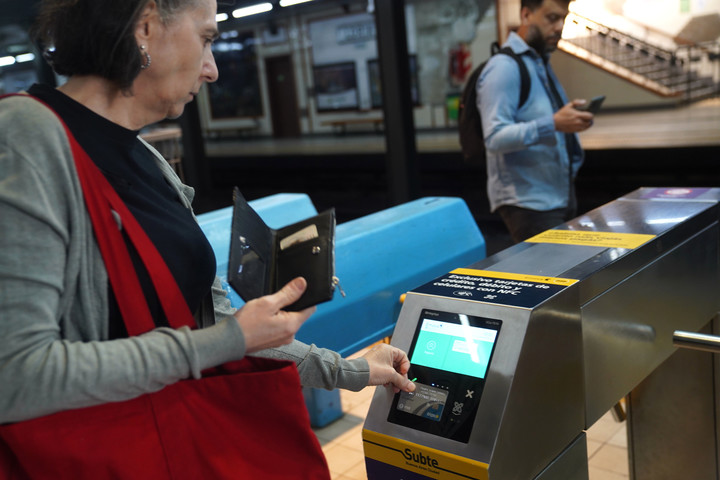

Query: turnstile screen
[[387, 309, 502, 443]]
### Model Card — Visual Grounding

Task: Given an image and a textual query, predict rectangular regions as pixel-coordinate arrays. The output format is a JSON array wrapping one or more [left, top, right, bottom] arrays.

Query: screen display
[[410, 316, 498, 379], [387, 309, 501, 443], [396, 383, 449, 422]]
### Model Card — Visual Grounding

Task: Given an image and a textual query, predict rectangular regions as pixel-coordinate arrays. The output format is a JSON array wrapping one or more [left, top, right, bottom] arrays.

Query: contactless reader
[[388, 309, 501, 443]]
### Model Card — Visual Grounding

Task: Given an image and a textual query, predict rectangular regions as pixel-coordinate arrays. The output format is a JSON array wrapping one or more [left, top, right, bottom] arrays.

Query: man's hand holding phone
[[555, 97, 598, 133], [576, 95, 606, 114]]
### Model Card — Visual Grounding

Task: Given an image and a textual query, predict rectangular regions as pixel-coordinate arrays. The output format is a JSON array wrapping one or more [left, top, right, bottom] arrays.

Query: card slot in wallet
[[227, 187, 338, 311], [230, 239, 267, 301]]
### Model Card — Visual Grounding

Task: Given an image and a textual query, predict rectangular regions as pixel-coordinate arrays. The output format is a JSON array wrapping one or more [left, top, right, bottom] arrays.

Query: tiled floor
[[312, 349, 630, 480]]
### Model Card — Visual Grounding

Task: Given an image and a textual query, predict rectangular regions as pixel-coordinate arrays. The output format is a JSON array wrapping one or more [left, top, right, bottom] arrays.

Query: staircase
[[560, 12, 720, 103]]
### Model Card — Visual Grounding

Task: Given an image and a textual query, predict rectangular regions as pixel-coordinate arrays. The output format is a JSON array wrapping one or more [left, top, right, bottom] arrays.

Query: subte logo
[[402, 448, 439, 468]]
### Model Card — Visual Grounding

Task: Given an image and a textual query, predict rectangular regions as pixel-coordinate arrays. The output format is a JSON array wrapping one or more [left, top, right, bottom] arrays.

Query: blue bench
[[197, 195, 486, 427]]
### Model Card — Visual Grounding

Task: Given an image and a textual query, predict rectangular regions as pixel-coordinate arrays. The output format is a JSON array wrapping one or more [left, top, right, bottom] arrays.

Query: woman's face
[[138, 0, 219, 120]]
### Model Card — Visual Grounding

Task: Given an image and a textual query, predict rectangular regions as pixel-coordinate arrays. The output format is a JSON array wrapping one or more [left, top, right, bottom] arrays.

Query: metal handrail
[[673, 330, 720, 354], [566, 12, 720, 100], [568, 12, 675, 59]]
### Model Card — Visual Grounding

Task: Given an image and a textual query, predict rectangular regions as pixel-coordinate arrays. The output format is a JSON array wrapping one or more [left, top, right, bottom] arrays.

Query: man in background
[[478, 0, 596, 243]]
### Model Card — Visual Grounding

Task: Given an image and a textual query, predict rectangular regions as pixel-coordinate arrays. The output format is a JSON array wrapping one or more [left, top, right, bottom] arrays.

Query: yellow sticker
[[362, 429, 489, 480], [450, 268, 578, 286], [525, 230, 655, 249]]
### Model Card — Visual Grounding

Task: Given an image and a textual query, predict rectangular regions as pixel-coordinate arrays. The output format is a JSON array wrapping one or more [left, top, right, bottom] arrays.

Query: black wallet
[[227, 187, 338, 311]]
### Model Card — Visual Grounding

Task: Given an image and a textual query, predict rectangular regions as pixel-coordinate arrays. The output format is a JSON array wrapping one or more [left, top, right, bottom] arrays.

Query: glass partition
[[199, 0, 497, 147]]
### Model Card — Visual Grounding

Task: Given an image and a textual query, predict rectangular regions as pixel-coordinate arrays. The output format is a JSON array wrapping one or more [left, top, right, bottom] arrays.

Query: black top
[[29, 84, 216, 338]]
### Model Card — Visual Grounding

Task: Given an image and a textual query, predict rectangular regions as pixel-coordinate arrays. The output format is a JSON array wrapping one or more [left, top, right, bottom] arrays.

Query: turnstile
[[363, 187, 720, 480]]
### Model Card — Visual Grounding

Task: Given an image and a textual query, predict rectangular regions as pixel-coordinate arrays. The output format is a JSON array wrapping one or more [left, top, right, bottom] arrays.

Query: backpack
[[458, 41, 531, 165]]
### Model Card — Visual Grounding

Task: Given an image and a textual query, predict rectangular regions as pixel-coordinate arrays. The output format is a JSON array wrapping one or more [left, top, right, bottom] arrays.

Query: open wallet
[[227, 187, 340, 311]]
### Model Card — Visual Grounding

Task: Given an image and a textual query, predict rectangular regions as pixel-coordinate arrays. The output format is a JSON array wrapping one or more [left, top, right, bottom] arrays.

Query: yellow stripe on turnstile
[[450, 268, 578, 286], [524, 229, 656, 249], [362, 429, 489, 480]]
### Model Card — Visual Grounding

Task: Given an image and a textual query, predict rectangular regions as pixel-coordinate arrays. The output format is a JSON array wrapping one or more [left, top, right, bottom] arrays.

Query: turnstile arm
[[673, 330, 720, 353]]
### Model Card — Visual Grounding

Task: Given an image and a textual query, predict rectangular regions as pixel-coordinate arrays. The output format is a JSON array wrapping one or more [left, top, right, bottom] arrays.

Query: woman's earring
[[140, 45, 152, 70]]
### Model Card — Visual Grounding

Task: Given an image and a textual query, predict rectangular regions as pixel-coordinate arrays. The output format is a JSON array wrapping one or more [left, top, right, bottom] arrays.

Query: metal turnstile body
[[363, 187, 720, 480]]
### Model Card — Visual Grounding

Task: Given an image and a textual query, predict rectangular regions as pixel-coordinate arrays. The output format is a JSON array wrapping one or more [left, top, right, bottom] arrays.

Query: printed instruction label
[[413, 268, 578, 309], [525, 230, 655, 249]]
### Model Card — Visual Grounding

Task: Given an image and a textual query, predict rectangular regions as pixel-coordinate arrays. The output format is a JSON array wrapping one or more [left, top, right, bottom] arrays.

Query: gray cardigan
[[0, 94, 369, 423]]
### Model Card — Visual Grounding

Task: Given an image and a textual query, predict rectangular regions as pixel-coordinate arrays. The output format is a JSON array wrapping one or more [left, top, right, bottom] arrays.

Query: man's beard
[[525, 24, 559, 56]]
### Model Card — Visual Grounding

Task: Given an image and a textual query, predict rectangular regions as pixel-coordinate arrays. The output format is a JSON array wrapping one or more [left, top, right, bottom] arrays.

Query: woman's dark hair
[[31, 0, 197, 91]]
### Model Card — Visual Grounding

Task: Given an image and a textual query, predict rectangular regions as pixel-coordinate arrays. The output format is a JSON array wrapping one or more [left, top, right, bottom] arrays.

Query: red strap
[[5, 93, 197, 335], [70, 133, 197, 334]]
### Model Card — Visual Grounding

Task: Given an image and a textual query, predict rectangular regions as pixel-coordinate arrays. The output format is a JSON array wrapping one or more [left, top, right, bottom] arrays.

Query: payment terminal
[[387, 309, 501, 444], [362, 279, 584, 480]]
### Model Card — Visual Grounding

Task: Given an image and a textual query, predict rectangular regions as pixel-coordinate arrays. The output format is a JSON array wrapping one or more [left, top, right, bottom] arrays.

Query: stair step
[[669, 79, 717, 93], [684, 87, 720, 101], [633, 63, 678, 75], [656, 72, 698, 85]]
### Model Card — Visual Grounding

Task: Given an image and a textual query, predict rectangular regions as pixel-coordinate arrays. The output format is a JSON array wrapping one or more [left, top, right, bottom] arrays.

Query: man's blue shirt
[[477, 31, 584, 212]]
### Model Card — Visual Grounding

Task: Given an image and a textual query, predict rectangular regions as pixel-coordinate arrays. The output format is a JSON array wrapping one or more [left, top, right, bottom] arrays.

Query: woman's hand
[[362, 343, 416, 393], [233, 277, 316, 354]]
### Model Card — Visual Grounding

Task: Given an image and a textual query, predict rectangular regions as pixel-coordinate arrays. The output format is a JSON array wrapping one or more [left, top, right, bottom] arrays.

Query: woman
[[0, 0, 413, 436]]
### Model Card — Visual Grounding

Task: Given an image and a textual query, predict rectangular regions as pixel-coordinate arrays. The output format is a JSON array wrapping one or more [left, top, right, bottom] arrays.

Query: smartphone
[[577, 95, 605, 114]]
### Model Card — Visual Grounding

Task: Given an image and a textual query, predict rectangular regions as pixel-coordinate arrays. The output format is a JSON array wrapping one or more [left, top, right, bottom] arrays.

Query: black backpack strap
[[497, 46, 531, 109]]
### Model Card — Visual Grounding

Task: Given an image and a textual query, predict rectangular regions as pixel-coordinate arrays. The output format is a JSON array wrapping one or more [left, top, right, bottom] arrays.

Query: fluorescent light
[[220, 30, 239, 39], [15, 53, 35, 63], [0, 56, 15, 67], [216, 12, 229, 22], [232, 3, 272, 18], [279, 0, 313, 6], [213, 42, 244, 52]]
